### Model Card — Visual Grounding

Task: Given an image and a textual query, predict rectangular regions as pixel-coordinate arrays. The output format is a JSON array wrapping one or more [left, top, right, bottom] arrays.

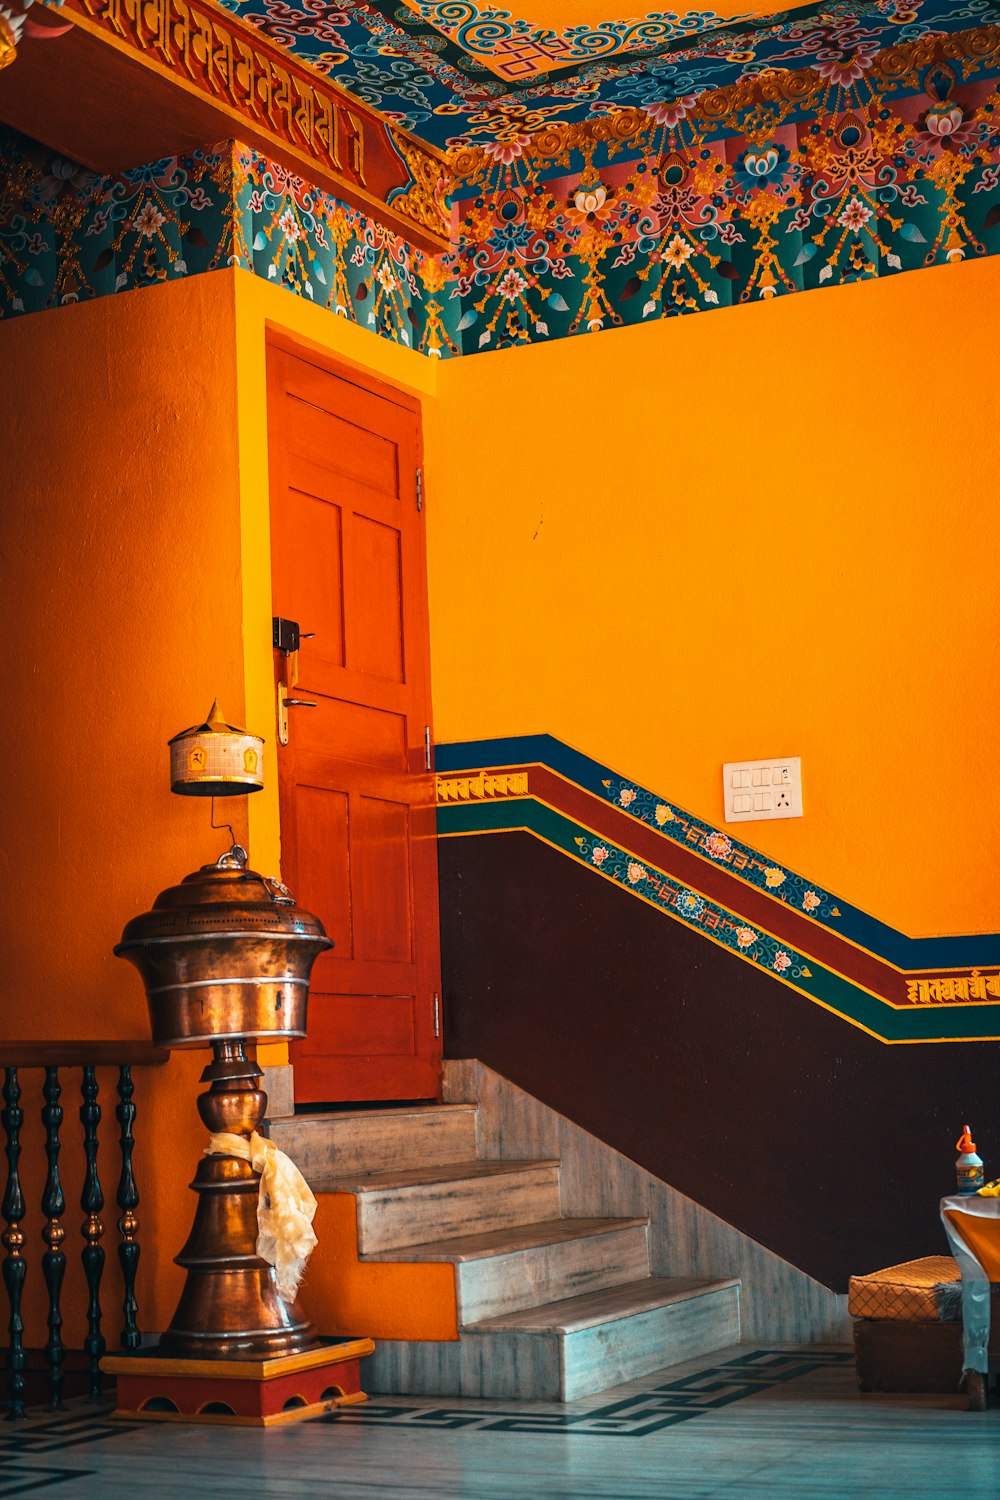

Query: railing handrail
[[0, 1042, 168, 1068]]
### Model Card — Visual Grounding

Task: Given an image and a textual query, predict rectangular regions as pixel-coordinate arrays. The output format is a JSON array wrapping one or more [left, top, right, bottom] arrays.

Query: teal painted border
[[435, 736, 1000, 971], [437, 798, 1000, 1042]]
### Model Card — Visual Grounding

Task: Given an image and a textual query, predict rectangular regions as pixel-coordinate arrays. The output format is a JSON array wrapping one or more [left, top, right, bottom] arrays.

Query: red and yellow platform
[[102, 1336, 374, 1427]]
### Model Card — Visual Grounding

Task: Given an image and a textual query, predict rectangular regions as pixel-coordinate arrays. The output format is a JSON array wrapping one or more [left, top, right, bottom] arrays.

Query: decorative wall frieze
[[5, 18, 1000, 351], [0, 129, 457, 352], [433, 735, 1000, 1043], [56, 0, 450, 244], [211, 0, 1000, 151], [436, 772, 530, 800]]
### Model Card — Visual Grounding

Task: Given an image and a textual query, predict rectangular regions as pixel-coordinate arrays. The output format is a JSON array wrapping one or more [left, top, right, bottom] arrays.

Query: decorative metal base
[[161, 1040, 315, 1360], [102, 1336, 373, 1426]]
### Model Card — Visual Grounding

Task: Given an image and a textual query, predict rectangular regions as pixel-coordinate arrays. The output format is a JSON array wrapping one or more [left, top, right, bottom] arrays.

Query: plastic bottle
[[956, 1125, 984, 1195]]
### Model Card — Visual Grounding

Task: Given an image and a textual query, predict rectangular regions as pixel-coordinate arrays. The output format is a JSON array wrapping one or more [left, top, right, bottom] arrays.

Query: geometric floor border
[[0, 1409, 142, 1455], [324, 1350, 856, 1437]]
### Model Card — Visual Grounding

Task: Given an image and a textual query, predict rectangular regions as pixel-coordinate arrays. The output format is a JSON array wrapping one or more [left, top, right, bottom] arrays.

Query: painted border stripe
[[435, 736, 1000, 971], [436, 798, 1000, 1043]]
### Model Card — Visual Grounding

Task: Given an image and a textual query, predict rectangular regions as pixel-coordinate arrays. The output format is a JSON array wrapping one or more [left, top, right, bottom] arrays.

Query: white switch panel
[[723, 757, 802, 823]]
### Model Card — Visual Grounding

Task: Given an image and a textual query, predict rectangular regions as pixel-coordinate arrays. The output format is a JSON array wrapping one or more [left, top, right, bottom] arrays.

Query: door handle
[[277, 681, 317, 746]]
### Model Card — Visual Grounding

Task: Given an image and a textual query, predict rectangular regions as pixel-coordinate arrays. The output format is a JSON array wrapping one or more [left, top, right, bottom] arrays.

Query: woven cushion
[[849, 1256, 962, 1322]]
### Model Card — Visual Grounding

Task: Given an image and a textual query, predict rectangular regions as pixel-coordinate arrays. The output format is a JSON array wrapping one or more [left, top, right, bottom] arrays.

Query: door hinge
[[424, 725, 432, 772], [416, 467, 423, 512], [433, 993, 440, 1039]]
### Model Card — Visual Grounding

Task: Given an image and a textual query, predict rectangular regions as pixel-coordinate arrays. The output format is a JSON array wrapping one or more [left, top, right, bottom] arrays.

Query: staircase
[[266, 1102, 740, 1401]]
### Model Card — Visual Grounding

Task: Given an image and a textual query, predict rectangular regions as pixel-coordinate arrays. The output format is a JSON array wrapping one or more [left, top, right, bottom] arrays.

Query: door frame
[[264, 327, 442, 1103]]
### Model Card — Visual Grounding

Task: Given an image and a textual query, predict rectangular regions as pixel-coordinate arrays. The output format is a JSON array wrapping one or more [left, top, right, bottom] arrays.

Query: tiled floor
[[3, 1346, 999, 1499]]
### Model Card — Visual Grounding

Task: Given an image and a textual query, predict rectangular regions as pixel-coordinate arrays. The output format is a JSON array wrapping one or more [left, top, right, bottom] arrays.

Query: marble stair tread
[[309, 1158, 559, 1193], [466, 1276, 739, 1334], [365, 1216, 649, 1263], [265, 1103, 479, 1176], [313, 1158, 563, 1254]]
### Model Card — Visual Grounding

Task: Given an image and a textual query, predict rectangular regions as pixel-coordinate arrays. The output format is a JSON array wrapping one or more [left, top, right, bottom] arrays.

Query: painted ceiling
[[4, 0, 1000, 356], [216, 0, 1000, 153]]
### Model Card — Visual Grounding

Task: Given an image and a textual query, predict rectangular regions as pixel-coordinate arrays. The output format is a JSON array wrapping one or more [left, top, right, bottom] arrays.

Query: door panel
[[354, 796, 413, 963], [268, 339, 441, 1103], [284, 489, 346, 669], [351, 518, 404, 682]]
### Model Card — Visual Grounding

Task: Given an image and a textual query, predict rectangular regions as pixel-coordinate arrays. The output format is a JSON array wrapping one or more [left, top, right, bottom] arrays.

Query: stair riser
[[355, 1166, 562, 1254], [556, 1284, 741, 1401], [267, 1108, 478, 1178], [367, 1285, 741, 1400], [455, 1225, 651, 1324]]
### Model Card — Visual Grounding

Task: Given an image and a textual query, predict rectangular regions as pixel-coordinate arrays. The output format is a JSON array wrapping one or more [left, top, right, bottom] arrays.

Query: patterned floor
[[2, 1345, 997, 1499], [325, 1349, 853, 1437]]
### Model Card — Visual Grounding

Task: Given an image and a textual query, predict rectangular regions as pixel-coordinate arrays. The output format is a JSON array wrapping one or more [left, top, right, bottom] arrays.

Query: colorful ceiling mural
[[212, 0, 1000, 147], [3, 0, 1000, 350]]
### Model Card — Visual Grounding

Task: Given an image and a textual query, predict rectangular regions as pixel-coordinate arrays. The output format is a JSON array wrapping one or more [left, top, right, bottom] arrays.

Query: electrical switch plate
[[723, 757, 802, 823]]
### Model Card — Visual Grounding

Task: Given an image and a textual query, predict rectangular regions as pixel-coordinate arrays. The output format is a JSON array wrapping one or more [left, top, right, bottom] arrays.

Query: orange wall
[[0, 273, 247, 1343], [424, 257, 1000, 938], [0, 267, 442, 1348]]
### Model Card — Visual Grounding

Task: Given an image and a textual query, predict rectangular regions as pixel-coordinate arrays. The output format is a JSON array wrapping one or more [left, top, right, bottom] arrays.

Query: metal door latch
[[277, 681, 316, 746]]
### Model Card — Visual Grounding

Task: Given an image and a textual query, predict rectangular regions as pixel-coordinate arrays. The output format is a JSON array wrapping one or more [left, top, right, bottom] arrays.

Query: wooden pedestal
[[102, 1336, 374, 1426], [853, 1319, 964, 1393]]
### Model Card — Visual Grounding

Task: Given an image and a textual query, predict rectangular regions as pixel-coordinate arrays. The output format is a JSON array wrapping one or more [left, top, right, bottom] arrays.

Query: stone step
[[368, 1216, 651, 1323], [264, 1102, 478, 1178], [312, 1159, 562, 1254], [367, 1276, 742, 1401]]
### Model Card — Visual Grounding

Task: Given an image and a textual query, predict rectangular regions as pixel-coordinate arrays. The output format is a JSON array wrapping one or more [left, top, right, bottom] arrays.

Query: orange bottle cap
[[957, 1125, 977, 1153]]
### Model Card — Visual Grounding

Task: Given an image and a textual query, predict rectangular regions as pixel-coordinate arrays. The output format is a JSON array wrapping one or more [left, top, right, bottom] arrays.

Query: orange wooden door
[[267, 339, 441, 1103]]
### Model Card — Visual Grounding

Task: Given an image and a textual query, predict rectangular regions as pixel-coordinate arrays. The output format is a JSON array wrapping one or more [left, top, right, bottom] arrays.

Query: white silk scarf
[[206, 1131, 318, 1303]]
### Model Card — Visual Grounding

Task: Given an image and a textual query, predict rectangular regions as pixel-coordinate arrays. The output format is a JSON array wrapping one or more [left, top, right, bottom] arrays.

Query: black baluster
[[2, 1068, 27, 1420], [116, 1065, 140, 1351], [41, 1067, 66, 1411], [80, 1066, 106, 1400]]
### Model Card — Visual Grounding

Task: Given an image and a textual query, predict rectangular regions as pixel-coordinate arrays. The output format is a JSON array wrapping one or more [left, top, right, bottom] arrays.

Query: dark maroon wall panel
[[440, 831, 1000, 1290]]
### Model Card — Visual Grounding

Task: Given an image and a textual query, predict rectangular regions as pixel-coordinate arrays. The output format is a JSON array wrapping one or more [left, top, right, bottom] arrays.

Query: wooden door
[[267, 339, 441, 1103]]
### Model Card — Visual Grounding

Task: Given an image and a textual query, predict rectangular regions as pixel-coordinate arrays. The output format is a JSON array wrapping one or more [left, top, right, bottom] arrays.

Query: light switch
[[723, 758, 803, 823]]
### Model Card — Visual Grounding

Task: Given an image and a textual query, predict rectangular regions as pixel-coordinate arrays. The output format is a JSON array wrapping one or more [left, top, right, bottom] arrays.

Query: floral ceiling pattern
[[216, 0, 1000, 147], [3, 0, 1000, 353]]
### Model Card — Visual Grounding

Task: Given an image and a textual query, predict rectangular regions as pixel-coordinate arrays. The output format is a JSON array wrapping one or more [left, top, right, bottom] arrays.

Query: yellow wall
[[424, 257, 1000, 937]]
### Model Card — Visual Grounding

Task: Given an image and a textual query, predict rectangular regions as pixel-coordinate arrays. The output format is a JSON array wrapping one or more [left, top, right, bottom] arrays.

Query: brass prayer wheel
[[115, 845, 332, 1359]]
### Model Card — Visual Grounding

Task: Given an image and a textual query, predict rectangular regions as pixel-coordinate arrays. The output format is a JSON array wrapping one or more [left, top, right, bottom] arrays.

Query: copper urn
[[115, 845, 332, 1360], [115, 844, 331, 1049]]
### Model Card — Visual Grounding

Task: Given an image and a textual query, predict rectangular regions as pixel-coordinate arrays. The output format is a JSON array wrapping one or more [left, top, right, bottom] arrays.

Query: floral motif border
[[433, 733, 1000, 972], [434, 773, 1000, 1042], [442, 33, 1000, 351], [576, 827, 817, 986], [0, 131, 456, 352]]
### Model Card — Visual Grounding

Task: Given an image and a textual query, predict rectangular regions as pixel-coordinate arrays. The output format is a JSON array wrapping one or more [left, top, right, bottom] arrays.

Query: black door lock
[[272, 618, 315, 654]]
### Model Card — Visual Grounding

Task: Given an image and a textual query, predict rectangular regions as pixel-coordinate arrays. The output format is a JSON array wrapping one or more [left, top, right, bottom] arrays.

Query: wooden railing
[[1, 1043, 167, 1418]]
